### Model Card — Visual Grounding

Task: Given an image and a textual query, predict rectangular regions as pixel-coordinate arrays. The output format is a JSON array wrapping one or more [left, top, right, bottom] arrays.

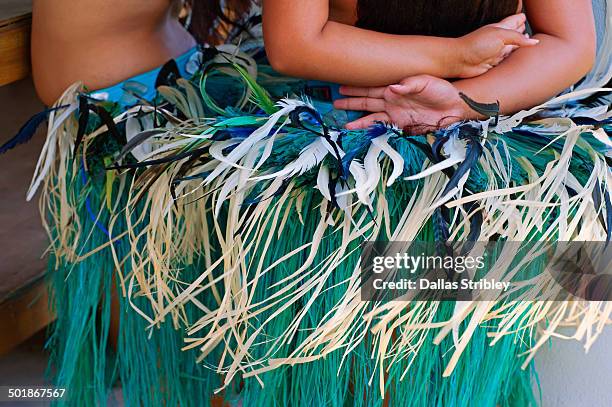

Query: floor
[[0, 332, 123, 406], [0, 0, 31, 21], [0, 332, 48, 406]]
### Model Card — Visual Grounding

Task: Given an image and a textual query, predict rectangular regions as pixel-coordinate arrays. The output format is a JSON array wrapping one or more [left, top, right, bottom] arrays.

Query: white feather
[[27, 102, 79, 201], [250, 138, 329, 181], [591, 128, 612, 148], [405, 133, 466, 181], [371, 135, 405, 187], [203, 99, 306, 184], [316, 165, 332, 202], [125, 116, 155, 161], [348, 161, 371, 207]]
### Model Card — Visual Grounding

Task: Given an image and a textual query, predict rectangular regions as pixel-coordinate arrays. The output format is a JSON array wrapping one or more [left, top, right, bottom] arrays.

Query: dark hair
[[189, 0, 252, 44], [356, 0, 519, 37]]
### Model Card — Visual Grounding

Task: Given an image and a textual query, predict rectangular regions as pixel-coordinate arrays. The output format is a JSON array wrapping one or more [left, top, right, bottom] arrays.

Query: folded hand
[[334, 75, 474, 134]]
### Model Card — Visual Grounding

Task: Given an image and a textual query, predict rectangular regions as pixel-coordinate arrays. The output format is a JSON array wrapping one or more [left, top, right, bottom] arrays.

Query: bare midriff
[[31, 0, 196, 105]]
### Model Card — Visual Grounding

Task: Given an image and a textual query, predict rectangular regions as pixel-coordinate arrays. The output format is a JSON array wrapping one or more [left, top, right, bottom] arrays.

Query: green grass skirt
[[32, 54, 610, 407]]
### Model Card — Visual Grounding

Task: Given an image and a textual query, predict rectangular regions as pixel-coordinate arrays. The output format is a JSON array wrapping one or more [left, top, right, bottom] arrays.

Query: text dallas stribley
[[372, 278, 511, 291], [370, 253, 511, 292]]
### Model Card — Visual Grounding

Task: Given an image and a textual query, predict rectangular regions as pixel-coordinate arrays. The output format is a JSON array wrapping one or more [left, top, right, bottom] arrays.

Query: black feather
[[155, 59, 181, 88], [107, 146, 209, 170], [465, 206, 483, 247], [0, 105, 68, 154], [73, 96, 91, 156], [113, 130, 166, 165], [605, 189, 612, 244], [459, 92, 500, 124], [328, 176, 339, 209], [91, 105, 124, 146]]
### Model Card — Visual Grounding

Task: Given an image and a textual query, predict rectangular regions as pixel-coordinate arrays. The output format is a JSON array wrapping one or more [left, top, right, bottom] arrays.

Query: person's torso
[[31, 0, 195, 105]]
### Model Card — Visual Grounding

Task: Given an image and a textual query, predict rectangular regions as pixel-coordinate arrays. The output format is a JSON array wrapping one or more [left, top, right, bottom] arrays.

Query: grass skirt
[[11, 46, 612, 406]]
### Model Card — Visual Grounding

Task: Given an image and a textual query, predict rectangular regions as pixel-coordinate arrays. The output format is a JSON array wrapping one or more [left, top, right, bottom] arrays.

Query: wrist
[[453, 83, 487, 121], [433, 37, 465, 78], [451, 37, 470, 78]]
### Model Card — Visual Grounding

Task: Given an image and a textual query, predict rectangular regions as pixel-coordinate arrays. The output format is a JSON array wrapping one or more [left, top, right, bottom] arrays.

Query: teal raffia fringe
[[22, 46, 610, 406], [44, 160, 538, 407], [45, 168, 224, 406]]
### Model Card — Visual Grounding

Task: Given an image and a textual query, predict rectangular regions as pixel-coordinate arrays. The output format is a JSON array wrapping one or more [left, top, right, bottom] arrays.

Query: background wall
[[536, 328, 612, 406]]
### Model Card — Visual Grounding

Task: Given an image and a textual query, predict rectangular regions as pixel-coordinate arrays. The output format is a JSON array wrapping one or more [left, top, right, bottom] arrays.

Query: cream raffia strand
[[29, 59, 611, 397], [108, 85, 610, 391]]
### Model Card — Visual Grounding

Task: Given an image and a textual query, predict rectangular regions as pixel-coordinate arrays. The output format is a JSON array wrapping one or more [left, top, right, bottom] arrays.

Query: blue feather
[[441, 135, 483, 198], [338, 125, 389, 178], [463, 206, 483, 254], [432, 135, 449, 163], [433, 208, 450, 243], [341, 145, 365, 180], [0, 105, 68, 155], [572, 117, 612, 126], [212, 126, 256, 140], [79, 161, 112, 238], [364, 124, 387, 139], [593, 182, 612, 244]]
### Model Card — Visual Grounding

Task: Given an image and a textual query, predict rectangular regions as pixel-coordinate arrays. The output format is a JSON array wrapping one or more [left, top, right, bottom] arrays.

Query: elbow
[[263, 19, 328, 78], [264, 31, 321, 78], [571, 32, 597, 78], [580, 39, 597, 76], [266, 46, 297, 76], [266, 43, 308, 78]]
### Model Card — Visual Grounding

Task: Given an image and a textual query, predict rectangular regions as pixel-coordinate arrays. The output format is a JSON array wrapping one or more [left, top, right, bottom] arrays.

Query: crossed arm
[[262, 0, 535, 85], [335, 0, 597, 130], [264, 0, 597, 130], [453, 0, 597, 115]]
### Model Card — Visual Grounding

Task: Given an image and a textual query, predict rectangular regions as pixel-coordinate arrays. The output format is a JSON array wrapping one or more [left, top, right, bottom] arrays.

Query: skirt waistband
[[89, 46, 200, 108]]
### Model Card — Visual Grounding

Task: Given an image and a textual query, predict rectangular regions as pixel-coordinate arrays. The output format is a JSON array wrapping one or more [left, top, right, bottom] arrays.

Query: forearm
[[265, 21, 461, 86], [263, 0, 462, 86], [454, 33, 596, 117]]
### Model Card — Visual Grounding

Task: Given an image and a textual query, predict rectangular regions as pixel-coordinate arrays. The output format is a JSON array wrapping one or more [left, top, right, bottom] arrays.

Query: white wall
[[536, 327, 612, 407]]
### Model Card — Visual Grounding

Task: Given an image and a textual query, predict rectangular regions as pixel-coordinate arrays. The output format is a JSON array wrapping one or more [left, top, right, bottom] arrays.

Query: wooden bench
[[0, 0, 32, 86]]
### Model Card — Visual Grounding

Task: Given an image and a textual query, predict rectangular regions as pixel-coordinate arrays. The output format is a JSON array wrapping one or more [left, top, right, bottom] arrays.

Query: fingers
[[489, 44, 519, 66], [392, 75, 433, 95], [502, 44, 519, 56], [333, 97, 385, 112], [345, 113, 391, 130], [500, 28, 539, 47], [339, 85, 386, 98], [493, 13, 526, 32]]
